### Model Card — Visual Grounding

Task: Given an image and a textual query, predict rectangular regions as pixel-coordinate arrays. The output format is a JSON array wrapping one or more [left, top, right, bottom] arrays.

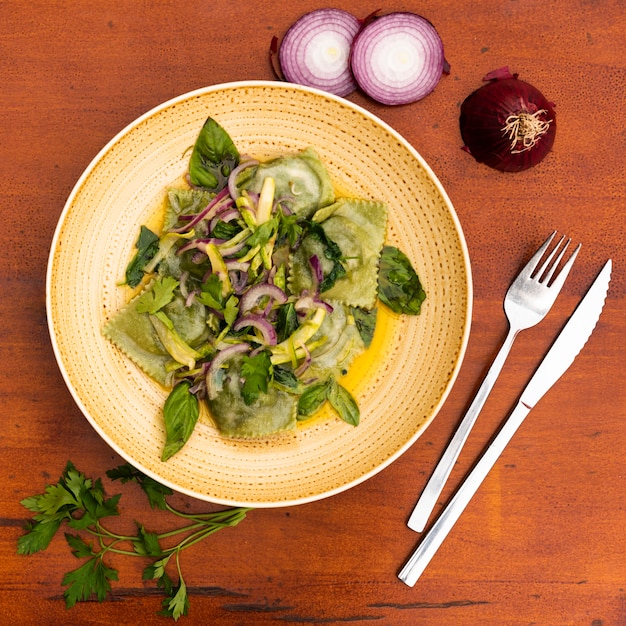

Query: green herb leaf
[[160, 579, 189, 620], [106, 463, 174, 511], [275, 302, 298, 343], [297, 379, 331, 418], [223, 295, 239, 327], [211, 219, 242, 240], [197, 273, 225, 310], [327, 378, 360, 426], [17, 518, 63, 554], [125, 226, 160, 288], [278, 210, 303, 247], [133, 524, 163, 557], [240, 351, 272, 405], [378, 245, 426, 315], [350, 306, 378, 348], [188, 117, 239, 191], [305, 221, 347, 292], [67, 491, 121, 530], [246, 216, 279, 248], [273, 365, 299, 390], [62, 557, 119, 608], [161, 382, 200, 462], [136, 276, 180, 315], [65, 533, 96, 558]]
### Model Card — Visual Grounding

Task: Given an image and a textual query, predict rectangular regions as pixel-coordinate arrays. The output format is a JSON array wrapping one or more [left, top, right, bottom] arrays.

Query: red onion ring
[[239, 282, 288, 314], [233, 314, 278, 345], [350, 12, 446, 105], [279, 8, 361, 97], [206, 343, 251, 399]]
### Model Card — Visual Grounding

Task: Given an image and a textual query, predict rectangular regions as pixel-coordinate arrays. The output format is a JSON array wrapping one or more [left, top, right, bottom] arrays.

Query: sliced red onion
[[309, 254, 324, 285], [206, 343, 251, 399], [216, 239, 248, 258], [294, 342, 312, 377], [227, 261, 250, 294], [295, 292, 334, 315], [239, 282, 288, 314], [233, 314, 278, 345], [279, 8, 361, 97], [209, 207, 241, 232], [350, 12, 446, 105], [178, 237, 224, 255], [170, 187, 232, 234], [227, 158, 259, 200]]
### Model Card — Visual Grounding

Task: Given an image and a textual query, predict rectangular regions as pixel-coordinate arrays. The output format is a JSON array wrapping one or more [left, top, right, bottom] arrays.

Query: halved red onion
[[350, 12, 446, 105], [279, 8, 361, 97]]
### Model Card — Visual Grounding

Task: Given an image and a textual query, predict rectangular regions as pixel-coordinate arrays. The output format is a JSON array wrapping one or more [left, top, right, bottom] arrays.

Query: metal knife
[[398, 259, 612, 587]]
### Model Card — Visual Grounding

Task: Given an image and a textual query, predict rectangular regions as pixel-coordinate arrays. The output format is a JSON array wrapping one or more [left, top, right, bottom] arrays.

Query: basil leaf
[[188, 117, 239, 191], [297, 380, 330, 419], [125, 226, 159, 287], [211, 219, 242, 240], [378, 245, 426, 315], [273, 366, 299, 390], [350, 306, 377, 348], [305, 221, 346, 292], [161, 382, 199, 462], [327, 379, 360, 426], [275, 302, 298, 343]]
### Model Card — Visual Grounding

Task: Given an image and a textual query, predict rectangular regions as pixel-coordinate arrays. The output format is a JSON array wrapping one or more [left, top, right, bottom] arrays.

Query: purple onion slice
[[350, 12, 446, 105], [278, 8, 361, 97]]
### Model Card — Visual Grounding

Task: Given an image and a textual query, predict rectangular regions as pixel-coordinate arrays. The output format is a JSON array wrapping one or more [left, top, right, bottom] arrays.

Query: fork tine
[[533, 234, 567, 281], [540, 236, 570, 283], [548, 242, 581, 290], [521, 231, 556, 278]]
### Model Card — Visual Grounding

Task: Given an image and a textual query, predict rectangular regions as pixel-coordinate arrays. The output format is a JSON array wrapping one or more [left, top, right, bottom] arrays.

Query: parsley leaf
[[136, 276, 180, 315], [106, 463, 173, 511], [62, 558, 119, 607], [240, 350, 272, 405]]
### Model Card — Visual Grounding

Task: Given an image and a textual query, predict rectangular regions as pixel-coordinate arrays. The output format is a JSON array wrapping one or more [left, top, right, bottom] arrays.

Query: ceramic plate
[[47, 81, 471, 507]]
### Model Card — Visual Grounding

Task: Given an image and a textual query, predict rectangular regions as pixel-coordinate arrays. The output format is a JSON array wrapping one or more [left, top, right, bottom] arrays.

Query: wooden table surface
[[2, 1, 624, 624]]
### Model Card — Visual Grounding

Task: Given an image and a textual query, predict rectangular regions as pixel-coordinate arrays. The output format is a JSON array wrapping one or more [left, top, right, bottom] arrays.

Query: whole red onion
[[460, 67, 556, 172]]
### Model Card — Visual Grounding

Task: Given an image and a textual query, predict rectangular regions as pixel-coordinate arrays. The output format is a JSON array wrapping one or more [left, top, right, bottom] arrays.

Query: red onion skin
[[460, 73, 556, 172]]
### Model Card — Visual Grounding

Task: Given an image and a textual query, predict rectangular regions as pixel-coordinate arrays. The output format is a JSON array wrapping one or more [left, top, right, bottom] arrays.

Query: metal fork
[[407, 231, 580, 532]]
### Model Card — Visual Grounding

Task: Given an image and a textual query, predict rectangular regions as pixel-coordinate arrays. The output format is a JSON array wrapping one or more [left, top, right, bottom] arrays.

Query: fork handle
[[407, 326, 519, 532]]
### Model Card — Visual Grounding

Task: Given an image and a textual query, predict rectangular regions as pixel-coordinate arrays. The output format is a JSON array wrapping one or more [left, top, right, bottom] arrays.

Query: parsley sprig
[[17, 461, 250, 620]]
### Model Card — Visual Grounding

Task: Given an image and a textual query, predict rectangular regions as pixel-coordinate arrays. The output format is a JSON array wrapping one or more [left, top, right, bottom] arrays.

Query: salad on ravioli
[[103, 117, 426, 461]]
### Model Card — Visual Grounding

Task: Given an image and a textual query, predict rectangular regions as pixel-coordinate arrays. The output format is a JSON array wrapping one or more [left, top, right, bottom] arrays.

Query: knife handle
[[398, 402, 531, 587]]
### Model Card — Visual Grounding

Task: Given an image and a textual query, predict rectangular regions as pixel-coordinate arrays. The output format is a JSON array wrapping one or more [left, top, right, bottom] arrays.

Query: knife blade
[[398, 259, 612, 587]]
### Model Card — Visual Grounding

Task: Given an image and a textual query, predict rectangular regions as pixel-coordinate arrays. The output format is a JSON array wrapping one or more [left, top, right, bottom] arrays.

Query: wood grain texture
[[1, 1, 624, 624]]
